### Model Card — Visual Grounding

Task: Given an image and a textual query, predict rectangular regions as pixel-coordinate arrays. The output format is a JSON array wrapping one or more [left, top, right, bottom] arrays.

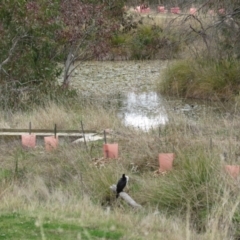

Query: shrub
[[142, 145, 235, 231], [158, 58, 240, 101], [128, 25, 180, 60], [111, 34, 129, 46]]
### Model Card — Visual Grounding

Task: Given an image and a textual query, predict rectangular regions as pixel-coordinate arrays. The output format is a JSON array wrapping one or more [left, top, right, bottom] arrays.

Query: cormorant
[[116, 174, 129, 198]]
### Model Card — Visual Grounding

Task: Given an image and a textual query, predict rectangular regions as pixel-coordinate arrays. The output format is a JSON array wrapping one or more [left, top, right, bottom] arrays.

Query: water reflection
[[118, 92, 168, 130]]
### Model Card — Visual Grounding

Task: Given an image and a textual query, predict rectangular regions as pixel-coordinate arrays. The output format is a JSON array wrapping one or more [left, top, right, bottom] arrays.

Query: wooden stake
[[29, 122, 31, 135], [104, 130, 107, 144], [54, 124, 57, 139], [81, 120, 88, 151]]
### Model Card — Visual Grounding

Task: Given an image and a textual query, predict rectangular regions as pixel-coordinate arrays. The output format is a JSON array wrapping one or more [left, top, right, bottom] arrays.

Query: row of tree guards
[[20, 122, 175, 172], [156, 6, 199, 14], [20, 122, 239, 177], [21, 122, 58, 151], [135, 5, 225, 15]]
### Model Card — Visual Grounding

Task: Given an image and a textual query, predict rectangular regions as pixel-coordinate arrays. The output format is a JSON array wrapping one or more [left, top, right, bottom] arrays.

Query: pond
[[67, 60, 219, 130]]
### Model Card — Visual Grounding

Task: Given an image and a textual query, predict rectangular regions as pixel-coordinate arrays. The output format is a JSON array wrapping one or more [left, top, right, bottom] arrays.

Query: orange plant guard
[[224, 165, 240, 178], [190, 8, 197, 15], [21, 134, 36, 148], [103, 143, 118, 159], [159, 153, 175, 172], [44, 136, 58, 151], [158, 6, 165, 13]]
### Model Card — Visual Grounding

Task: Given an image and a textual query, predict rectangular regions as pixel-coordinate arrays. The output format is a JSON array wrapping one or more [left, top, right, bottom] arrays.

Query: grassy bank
[[116, 10, 240, 102], [1, 11, 240, 239], [157, 58, 240, 101], [0, 100, 240, 239]]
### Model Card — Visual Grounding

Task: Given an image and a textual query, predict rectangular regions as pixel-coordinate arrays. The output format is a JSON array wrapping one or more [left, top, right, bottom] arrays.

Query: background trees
[[0, 0, 239, 110], [0, 0, 125, 110], [59, 0, 124, 87], [0, 0, 62, 110]]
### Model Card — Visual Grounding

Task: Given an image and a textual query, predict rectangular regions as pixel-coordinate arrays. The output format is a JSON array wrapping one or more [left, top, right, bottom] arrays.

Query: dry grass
[[0, 174, 235, 239], [0, 101, 122, 131], [0, 100, 240, 239], [0, 6, 239, 239]]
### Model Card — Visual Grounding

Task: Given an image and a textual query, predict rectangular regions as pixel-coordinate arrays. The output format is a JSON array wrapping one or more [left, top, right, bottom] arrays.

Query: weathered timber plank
[[0, 128, 95, 134]]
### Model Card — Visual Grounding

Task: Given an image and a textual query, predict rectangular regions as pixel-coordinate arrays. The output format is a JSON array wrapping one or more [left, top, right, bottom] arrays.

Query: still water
[[118, 91, 168, 130], [70, 60, 169, 130], [71, 60, 209, 130]]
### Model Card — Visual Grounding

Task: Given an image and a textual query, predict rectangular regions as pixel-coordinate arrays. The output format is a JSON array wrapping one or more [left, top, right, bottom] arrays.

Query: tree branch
[[62, 25, 96, 87], [110, 184, 142, 208], [190, 21, 210, 55], [61, 6, 110, 87], [0, 35, 27, 74]]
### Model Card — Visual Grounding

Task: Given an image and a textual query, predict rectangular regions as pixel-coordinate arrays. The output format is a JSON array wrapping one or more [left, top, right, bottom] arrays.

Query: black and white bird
[[116, 174, 129, 198]]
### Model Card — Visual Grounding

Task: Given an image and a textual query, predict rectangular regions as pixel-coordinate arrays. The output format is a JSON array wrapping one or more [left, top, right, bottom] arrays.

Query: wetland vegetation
[[1, 0, 240, 239]]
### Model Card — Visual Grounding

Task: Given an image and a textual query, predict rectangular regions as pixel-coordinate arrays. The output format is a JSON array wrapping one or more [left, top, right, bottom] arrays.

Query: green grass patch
[[0, 169, 12, 181], [0, 212, 123, 240]]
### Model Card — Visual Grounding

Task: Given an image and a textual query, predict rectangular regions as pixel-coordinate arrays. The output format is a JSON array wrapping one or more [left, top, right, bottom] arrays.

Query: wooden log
[[110, 184, 142, 208]]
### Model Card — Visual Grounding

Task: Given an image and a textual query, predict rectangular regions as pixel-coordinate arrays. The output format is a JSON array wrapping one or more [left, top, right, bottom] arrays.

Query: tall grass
[[0, 100, 240, 239], [157, 58, 240, 101]]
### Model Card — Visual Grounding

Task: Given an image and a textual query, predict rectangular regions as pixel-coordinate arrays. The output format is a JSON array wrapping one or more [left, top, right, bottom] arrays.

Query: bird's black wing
[[116, 179, 126, 193]]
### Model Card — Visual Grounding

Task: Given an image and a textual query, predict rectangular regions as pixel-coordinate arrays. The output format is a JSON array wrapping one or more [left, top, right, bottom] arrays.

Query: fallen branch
[[110, 184, 142, 208]]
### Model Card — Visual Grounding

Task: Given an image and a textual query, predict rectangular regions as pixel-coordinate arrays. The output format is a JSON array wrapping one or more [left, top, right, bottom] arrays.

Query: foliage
[[59, 0, 125, 87], [59, 1, 121, 59], [0, 0, 126, 110], [217, 9, 240, 59], [158, 58, 240, 100], [111, 34, 129, 47], [158, 60, 195, 97], [127, 25, 179, 60], [0, 0, 63, 110]]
